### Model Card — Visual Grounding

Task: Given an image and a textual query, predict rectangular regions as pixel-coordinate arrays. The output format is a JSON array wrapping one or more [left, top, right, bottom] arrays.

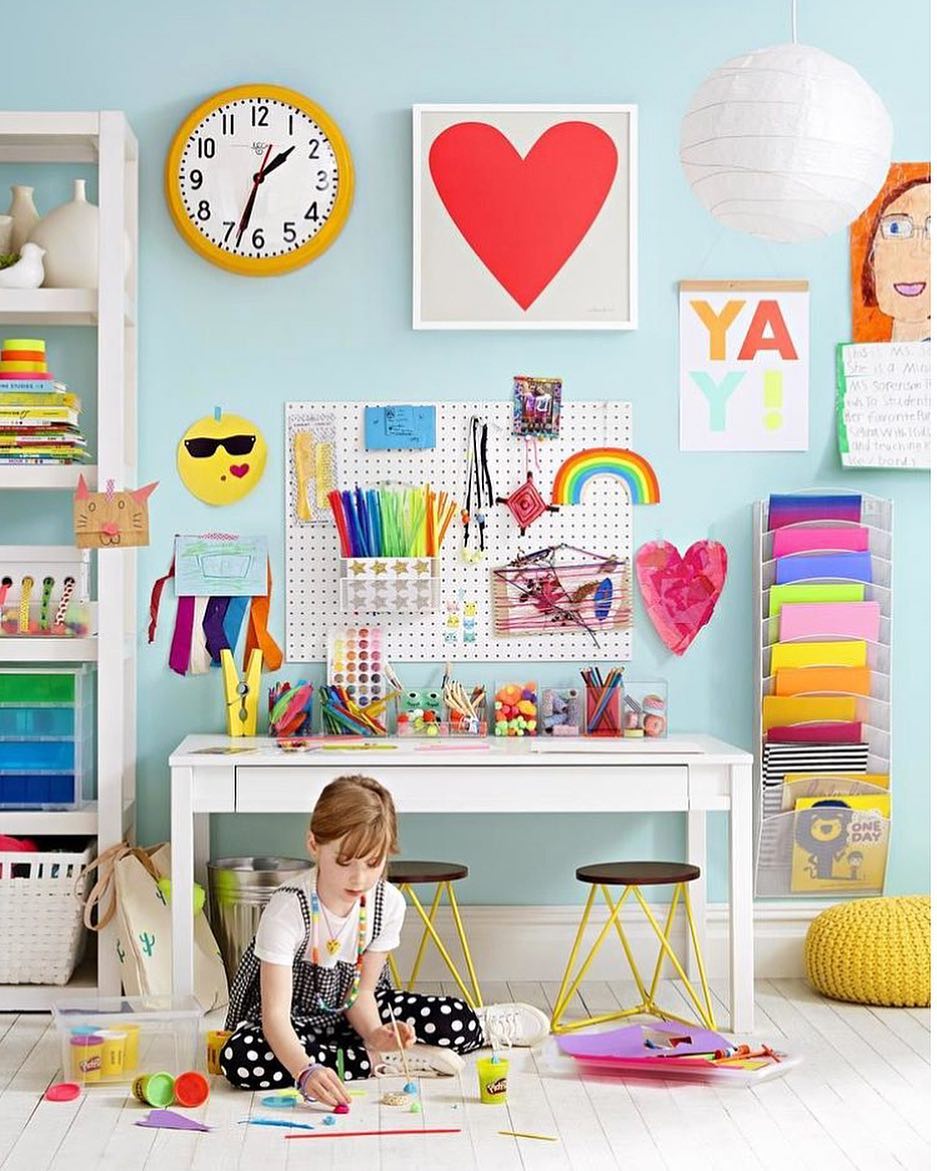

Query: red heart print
[[229, 464, 249, 478], [428, 121, 618, 310], [636, 540, 728, 656]]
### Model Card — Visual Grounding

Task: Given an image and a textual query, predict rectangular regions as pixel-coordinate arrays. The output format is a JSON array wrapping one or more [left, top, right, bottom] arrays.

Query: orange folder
[[774, 666, 872, 697], [762, 695, 857, 727]]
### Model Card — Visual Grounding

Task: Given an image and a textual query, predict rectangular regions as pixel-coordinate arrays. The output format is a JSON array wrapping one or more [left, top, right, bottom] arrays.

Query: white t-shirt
[[254, 870, 406, 969]]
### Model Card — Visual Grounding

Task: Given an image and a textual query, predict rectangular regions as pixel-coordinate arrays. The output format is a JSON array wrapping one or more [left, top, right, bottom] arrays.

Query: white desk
[[169, 733, 755, 1032]]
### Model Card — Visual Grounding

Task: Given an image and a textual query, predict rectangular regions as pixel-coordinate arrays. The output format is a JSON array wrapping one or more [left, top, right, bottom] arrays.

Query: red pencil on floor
[[285, 1128, 462, 1140]]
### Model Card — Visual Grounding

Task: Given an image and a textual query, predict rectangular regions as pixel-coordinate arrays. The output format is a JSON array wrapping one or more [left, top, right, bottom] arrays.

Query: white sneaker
[[373, 1042, 465, 1078], [477, 1002, 550, 1048]]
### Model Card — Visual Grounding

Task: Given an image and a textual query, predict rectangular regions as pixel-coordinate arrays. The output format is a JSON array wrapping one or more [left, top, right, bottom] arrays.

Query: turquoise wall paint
[[1, 0, 928, 904]]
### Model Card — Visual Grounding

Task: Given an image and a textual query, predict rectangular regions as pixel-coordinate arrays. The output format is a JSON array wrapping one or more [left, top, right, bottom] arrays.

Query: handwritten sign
[[836, 341, 930, 469], [679, 280, 809, 451]]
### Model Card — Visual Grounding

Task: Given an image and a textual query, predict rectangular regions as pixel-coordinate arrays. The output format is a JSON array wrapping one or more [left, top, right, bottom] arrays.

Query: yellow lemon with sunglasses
[[177, 409, 267, 505]]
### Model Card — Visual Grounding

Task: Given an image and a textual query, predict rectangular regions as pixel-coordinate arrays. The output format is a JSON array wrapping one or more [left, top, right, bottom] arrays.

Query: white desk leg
[[194, 813, 210, 888], [729, 762, 755, 1033], [686, 808, 708, 991], [171, 765, 196, 1000]]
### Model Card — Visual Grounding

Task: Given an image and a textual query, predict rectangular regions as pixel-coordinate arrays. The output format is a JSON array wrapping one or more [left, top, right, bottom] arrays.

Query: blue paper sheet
[[776, 550, 873, 584], [364, 405, 436, 450], [174, 534, 267, 597]]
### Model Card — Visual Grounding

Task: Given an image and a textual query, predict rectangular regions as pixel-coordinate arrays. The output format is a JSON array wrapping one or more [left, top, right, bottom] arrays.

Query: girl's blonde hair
[[310, 775, 399, 863]]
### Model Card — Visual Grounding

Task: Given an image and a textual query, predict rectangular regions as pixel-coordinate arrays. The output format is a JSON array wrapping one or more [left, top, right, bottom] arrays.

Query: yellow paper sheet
[[783, 772, 890, 790], [770, 640, 868, 673], [762, 695, 857, 727], [768, 583, 865, 617], [774, 667, 872, 697]]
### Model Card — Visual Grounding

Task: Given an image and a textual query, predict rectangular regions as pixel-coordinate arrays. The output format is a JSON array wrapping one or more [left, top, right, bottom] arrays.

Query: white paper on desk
[[530, 739, 704, 754]]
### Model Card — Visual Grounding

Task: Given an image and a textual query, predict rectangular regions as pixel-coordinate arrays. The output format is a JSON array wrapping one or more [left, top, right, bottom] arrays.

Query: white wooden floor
[[0, 979, 930, 1171]]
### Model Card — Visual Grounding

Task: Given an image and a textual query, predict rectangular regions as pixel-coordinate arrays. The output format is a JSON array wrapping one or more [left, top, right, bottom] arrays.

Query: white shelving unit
[[0, 111, 138, 1010]]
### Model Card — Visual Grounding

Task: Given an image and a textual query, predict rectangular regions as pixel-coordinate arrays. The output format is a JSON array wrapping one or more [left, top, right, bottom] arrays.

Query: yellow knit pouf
[[805, 896, 931, 1007]]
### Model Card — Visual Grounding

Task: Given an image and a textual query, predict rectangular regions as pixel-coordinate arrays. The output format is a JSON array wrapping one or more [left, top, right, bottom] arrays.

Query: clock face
[[166, 85, 354, 276]]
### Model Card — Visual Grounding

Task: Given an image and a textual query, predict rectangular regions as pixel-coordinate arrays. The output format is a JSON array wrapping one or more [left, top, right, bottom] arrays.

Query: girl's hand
[[367, 1019, 416, 1052], [297, 1064, 351, 1107]]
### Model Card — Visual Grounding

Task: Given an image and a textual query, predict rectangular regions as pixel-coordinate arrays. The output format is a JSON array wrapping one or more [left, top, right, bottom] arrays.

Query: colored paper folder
[[774, 666, 872, 697], [766, 722, 863, 744], [768, 493, 862, 530], [770, 640, 868, 672], [778, 601, 880, 642], [782, 772, 890, 790], [762, 695, 857, 727], [772, 526, 869, 558], [768, 582, 865, 617], [775, 551, 873, 585]]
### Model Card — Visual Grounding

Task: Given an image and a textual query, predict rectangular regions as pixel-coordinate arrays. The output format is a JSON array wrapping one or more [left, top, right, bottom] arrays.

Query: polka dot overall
[[220, 882, 482, 1089]]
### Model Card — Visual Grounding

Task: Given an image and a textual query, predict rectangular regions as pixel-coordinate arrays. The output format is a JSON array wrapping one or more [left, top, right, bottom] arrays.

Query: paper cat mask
[[74, 475, 158, 548]]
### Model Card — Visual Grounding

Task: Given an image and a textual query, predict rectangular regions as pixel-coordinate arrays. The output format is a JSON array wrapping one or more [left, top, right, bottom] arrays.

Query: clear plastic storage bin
[[52, 996, 202, 1087]]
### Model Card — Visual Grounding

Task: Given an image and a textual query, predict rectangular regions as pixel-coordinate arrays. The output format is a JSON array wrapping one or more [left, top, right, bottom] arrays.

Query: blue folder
[[776, 551, 873, 585]]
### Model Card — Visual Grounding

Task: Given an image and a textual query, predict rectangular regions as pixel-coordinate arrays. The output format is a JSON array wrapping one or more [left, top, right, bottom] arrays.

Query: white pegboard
[[286, 401, 634, 662]]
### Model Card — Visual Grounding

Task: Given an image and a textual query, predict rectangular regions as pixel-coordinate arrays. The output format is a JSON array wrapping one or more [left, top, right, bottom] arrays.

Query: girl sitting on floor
[[221, 773, 548, 1106]]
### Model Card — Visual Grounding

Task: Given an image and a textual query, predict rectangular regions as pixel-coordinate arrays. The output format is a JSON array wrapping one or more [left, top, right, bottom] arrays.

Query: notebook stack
[[754, 491, 892, 896], [0, 338, 89, 466]]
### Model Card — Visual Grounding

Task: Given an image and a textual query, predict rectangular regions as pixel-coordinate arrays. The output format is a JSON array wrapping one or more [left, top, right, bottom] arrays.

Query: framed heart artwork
[[413, 104, 637, 330]]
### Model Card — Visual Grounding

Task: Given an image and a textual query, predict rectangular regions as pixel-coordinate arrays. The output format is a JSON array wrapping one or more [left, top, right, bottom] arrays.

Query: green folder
[[768, 582, 865, 618]]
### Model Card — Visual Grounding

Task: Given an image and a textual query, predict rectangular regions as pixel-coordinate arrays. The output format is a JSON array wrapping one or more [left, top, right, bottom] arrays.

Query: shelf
[[0, 952, 97, 1012], [0, 799, 135, 837], [0, 289, 134, 326], [0, 465, 96, 491], [0, 638, 97, 663]]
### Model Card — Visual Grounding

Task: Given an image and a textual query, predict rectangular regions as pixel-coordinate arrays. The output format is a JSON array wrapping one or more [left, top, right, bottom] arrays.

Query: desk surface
[[171, 733, 753, 769]]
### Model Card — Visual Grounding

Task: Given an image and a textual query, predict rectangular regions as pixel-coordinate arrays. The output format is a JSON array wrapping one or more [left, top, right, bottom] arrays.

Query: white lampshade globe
[[680, 43, 893, 243]]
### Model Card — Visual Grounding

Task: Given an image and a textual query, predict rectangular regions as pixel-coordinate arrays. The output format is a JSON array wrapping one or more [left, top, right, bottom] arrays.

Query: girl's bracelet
[[295, 1063, 321, 1098]]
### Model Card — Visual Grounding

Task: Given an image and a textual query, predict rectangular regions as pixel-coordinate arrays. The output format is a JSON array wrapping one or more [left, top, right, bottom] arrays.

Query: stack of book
[[0, 338, 89, 465]]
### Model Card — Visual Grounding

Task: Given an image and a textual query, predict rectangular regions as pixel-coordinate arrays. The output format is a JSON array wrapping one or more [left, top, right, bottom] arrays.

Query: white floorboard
[[0, 980, 929, 1171]]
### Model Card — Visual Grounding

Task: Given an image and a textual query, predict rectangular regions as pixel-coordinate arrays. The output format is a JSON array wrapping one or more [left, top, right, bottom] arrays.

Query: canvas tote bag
[[82, 842, 228, 1011]]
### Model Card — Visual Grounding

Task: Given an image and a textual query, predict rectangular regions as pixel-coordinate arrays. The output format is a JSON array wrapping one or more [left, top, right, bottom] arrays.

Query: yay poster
[[679, 280, 809, 452]]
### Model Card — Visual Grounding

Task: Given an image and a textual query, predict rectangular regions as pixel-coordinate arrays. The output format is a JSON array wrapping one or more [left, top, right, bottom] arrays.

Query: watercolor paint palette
[[327, 627, 386, 707]]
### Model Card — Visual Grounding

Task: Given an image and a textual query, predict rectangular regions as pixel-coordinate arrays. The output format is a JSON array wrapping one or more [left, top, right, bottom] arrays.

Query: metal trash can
[[207, 856, 313, 979]]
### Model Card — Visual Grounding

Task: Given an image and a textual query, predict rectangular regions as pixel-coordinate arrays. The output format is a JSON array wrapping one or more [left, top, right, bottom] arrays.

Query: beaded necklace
[[309, 889, 368, 1013]]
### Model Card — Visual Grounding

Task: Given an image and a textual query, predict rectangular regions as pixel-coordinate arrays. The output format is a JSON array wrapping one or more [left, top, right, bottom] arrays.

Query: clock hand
[[235, 142, 273, 248], [259, 144, 295, 178]]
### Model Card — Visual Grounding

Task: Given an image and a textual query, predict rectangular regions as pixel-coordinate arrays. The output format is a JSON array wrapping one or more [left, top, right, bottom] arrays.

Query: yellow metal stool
[[551, 861, 716, 1033], [387, 860, 483, 1010]]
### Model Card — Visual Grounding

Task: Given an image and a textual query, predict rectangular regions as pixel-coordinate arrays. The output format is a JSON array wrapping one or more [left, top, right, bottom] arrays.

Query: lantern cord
[[791, 0, 798, 42]]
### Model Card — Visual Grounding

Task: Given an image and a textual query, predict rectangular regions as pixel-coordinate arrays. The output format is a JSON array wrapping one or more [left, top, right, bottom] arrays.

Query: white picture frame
[[413, 103, 638, 330]]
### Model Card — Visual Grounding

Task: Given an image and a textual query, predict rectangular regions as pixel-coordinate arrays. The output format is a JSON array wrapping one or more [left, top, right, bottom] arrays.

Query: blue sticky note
[[174, 534, 268, 597], [776, 551, 873, 585], [364, 405, 436, 450]]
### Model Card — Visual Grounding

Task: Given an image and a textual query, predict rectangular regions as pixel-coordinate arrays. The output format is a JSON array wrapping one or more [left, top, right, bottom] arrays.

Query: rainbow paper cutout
[[552, 447, 660, 506]]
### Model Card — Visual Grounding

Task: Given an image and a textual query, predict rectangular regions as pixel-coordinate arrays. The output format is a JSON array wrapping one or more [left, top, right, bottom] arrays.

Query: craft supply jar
[[396, 686, 447, 737], [585, 684, 623, 737], [476, 1055, 509, 1104], [492, 680, 538, 738], [541, 686, 583, 736], [621, 680, 669, 739], [445, 681, 488, 737]]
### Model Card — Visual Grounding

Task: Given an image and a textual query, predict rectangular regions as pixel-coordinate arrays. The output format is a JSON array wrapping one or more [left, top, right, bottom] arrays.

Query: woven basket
[[0, 841, 95, 985]]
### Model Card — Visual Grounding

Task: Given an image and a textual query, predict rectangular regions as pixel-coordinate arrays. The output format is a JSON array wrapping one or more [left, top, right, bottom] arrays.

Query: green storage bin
[[0, 672, 76, 705]]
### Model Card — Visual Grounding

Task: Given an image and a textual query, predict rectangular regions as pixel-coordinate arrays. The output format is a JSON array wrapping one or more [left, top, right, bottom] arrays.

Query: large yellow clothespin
[[221, 648, 262, 736]]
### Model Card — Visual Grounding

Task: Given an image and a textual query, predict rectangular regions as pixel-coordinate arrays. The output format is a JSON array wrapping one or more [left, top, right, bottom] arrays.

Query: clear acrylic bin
[[52, 996, 202, 1087], [541, 687, 583, 736], [621, 680, 668, 739], [493, 680, 539, 737]]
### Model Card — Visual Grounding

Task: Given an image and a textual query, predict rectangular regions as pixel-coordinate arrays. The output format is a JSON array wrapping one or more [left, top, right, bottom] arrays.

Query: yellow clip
[[221, 648, 262, 736]]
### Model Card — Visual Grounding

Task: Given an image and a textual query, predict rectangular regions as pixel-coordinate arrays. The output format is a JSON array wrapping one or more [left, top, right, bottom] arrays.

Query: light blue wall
[[1, 0, 929, 904]]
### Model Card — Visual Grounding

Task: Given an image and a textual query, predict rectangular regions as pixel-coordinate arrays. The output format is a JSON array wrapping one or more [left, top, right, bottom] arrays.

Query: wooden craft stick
[[285, 1128, 462, 1140], [389, 1012, 411, 1081], [499, 1130, 558, 1142]]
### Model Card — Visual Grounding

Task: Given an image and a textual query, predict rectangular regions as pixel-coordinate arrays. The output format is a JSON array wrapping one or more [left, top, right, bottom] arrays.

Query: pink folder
[[766, 722, 863, 744], [772, 526, 869, 558], [778, 601, 880, 642]]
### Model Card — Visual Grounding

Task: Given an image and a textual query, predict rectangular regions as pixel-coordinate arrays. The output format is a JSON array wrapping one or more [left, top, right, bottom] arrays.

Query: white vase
[[0, 215, 13, 254], [28, 179, 99, 288], [7, 185, 40, 253]]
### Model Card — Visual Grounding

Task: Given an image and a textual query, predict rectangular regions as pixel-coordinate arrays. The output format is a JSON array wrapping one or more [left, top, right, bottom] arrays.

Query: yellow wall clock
[[165, 83, 354, 276]]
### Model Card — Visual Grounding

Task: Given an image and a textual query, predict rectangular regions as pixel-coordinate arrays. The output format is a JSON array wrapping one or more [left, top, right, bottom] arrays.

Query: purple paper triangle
[[135, 1109, 211, 1132]]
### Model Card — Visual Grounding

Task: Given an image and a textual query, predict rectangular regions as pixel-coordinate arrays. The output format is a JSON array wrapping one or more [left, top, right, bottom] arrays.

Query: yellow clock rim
[[165, 82, 354, 277]]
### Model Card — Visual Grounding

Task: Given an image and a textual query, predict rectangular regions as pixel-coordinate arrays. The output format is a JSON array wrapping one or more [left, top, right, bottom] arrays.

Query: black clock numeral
[[252, 228, 265, 250], [288, 114, 294, 135], [283, 221, 297, 244], [305, 201, 320, 222], [223, 221, 235, 243], [221, 112, 236, 135], [252, 104, 269, 127], [197, 136, 215, 159], [315, 170, 331, 191], [197, 200, 211, 222], [189, 169, 203, 190], [308, 138, 320, 159]]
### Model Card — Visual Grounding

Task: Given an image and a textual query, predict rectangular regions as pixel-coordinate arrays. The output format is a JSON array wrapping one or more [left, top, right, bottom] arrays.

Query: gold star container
[[339, 556, 440, 614]]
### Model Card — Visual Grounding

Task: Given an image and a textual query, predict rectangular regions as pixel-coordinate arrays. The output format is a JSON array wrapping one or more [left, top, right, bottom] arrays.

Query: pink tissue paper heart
[[636, 540, 727, 655]]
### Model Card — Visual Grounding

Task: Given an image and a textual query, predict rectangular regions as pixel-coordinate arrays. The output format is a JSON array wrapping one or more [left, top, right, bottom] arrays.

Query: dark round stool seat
[[576, 861, 701, 886], [388, 860, 468, 884]]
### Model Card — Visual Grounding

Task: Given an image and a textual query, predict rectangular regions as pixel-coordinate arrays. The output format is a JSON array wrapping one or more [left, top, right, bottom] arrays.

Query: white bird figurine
[[0, 242, 46, 289]]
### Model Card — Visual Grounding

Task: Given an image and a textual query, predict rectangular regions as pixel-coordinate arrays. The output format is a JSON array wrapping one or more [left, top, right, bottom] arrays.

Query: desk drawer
[[235, 764, 689, 813]]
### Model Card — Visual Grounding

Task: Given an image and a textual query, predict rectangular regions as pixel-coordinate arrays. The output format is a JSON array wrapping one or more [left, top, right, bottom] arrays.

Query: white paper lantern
[[680, 43, 893, 243]]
